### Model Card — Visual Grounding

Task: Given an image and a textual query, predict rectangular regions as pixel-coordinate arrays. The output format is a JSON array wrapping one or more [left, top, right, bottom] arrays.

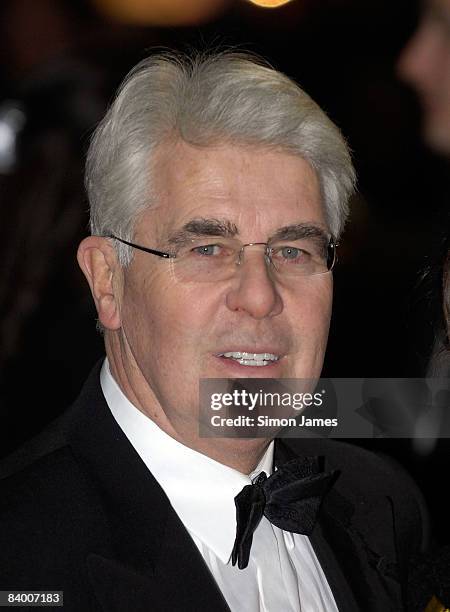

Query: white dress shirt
[[100, 359, 338, 612]]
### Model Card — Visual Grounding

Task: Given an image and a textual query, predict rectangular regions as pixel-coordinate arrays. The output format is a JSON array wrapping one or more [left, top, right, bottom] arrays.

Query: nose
[[225, 247, 283, 319], [397, 22, 438, 91]]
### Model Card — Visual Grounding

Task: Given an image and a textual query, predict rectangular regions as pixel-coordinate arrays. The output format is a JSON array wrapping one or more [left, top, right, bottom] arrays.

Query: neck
[[190, 438, 271, 474]]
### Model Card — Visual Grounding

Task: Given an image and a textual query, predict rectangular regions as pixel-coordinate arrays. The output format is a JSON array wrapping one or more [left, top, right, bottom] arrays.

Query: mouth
[[216, 351, 281, 367]]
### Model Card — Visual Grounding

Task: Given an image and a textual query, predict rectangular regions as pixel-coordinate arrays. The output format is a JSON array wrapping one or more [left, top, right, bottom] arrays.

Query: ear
[[77, 236, 123, 331]]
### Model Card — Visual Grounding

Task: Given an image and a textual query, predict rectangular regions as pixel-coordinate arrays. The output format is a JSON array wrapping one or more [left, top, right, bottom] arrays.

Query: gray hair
[[86, 51, 356, 265]]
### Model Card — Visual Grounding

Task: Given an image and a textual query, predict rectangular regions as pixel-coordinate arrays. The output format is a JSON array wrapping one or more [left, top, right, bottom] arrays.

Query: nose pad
[[226, 243, 283, 319], [236, 243, 273, 274]]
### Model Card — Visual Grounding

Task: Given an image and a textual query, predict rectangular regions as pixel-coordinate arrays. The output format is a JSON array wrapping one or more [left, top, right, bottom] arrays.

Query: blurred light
[[246, 0, 294, 7], [92, 0, 227, 26], [0, 102, 26, 174]]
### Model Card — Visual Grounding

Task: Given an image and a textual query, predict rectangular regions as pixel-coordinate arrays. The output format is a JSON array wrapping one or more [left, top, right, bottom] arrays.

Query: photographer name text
[[210, 415, 338, 427]]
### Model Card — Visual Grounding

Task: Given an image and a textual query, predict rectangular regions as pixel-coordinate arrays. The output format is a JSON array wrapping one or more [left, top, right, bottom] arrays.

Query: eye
[[282, 246, 300, 259], [191, 244, 222, 256], [277, 246, 309, 263]]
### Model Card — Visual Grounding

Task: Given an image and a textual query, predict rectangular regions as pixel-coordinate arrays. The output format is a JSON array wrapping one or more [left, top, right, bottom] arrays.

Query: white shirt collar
[[100, 359, 274, 564]]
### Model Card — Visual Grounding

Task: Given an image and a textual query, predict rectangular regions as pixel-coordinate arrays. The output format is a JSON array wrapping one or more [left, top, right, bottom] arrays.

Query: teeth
[[239, 359, 268, 367], [220, 351, 279, 366]]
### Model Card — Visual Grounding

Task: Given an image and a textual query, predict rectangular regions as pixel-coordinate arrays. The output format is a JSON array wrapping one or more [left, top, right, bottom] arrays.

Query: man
[[397, 0, 450, 156], [0, 52, 428, 611]]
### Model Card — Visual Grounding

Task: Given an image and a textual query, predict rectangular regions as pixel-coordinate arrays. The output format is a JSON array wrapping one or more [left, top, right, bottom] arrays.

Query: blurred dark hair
[[425, 214, 450, 376]]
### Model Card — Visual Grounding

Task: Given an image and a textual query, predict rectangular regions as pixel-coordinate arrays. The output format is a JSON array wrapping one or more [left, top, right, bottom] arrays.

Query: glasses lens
[[270, 237, 335, 276], [170, 238, 240, 283]]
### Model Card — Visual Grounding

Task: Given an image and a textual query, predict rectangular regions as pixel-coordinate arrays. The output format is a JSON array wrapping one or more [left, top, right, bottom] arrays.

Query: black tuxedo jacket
[[0, 364, 429, 611]]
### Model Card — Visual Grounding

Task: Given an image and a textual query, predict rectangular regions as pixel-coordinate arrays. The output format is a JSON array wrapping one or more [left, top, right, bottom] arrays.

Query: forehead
[[142, 140, 326, 240]]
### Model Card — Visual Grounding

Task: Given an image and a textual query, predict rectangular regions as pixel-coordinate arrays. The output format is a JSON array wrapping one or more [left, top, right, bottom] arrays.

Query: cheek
[[288, 279, 332, 346], [306, 277, 332, 321], [307, 297, 332, 344], [121, 270, 171, 356], [124, 274, 217, 358]]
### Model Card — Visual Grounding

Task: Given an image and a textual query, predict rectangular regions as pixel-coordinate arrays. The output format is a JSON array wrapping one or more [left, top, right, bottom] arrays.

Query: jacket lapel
[[275, 439, 403, 612], [62, 365, 230, 612]]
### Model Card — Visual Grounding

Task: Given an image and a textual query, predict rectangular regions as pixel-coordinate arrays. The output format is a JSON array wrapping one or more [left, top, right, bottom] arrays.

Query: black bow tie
[[231, 456, 337, 570]]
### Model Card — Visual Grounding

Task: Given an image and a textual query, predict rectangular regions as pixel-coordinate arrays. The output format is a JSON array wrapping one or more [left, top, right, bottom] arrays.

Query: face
[[108, 142, 332, 452], [398, 0, 450, 154]]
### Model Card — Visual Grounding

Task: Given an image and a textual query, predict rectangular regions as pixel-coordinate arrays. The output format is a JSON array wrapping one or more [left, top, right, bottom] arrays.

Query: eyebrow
[[270, 223, 330, 244], [165, 218, 330, 247], [166, 218, 239, 247]]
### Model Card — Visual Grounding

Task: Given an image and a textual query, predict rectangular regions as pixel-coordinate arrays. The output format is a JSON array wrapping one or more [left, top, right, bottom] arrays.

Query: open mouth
[[217, 351, 280, 367]]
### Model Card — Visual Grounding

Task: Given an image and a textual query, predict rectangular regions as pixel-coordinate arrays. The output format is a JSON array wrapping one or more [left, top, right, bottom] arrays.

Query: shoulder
[[0, 361, 108, 529], [0, 369, 112, 596], [0, 419, 110, 610], [281, 436, 422, 496], [280, 437, 430, 549], [0, 415, 105, 538], [0, 360, 104, 484], [0, 416, 67, 480]]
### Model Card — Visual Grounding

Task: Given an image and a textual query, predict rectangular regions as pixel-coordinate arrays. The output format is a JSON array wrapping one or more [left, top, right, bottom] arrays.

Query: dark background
[[0, 0, 448, 541]]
